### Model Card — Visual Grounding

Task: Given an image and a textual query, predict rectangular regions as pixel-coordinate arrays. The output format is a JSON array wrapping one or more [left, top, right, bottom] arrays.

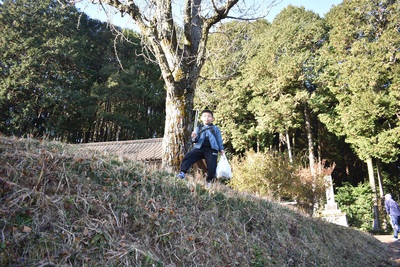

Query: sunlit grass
[[0, 135, 396, 266]]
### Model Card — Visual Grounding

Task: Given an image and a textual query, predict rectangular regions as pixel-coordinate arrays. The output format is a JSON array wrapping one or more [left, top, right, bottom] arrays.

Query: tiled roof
[[78, 138, 162, 162]]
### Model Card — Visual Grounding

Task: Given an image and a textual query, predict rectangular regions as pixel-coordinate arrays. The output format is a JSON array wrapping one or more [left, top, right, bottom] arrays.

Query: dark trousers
[[180, 147, 219, 182]]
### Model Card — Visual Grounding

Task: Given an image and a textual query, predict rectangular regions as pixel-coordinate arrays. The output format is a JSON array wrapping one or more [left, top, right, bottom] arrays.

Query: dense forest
[[0, 0, 166, 143], [198, 2, 399, 188], [1, 0, 399, 229]]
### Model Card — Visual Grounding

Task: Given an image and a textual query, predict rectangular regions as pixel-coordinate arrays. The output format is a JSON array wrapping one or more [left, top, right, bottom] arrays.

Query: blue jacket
[[385, 199, 400, 217], [193, 124, 224, 152]]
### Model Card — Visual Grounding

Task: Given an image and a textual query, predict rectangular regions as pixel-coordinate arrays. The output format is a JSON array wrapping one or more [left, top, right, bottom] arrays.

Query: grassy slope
[[0, 136, 396, 266]]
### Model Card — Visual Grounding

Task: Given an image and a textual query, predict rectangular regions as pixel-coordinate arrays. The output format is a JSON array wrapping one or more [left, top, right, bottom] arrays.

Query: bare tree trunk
[[291, 132, 295, 157], [376, 158, 384, 198], [162, 84, 194, 172], [285, 132, 293, 164], [304, 103, 315, 177], [366, 157, 381, 231], [317, 122, 322, 174], [99, 117, 105, 141], [304, 103, 317, 214]]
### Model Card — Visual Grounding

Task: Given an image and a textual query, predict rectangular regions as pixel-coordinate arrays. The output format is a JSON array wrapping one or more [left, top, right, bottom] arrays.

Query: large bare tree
[[72, 0, 278, 171]]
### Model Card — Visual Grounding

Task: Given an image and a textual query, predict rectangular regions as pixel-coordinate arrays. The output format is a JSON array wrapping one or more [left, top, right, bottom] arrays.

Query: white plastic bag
[[216, 154, 232, 179]]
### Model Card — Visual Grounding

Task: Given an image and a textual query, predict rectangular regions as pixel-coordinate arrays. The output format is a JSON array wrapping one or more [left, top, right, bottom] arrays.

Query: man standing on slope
[[385, 193, 400, 241]]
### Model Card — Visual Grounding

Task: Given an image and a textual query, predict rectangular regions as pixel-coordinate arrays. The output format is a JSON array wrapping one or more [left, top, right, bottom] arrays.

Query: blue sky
[[76, 0, 343, 30], [265, 0, 342, 20]]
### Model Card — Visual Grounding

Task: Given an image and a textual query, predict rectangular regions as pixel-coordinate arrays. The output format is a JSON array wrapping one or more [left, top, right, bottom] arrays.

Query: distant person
[[176, 109, 225, 188], [384, 193, 400, 241]]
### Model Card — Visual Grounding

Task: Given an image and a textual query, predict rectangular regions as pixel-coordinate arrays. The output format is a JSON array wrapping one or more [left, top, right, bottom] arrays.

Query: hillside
[[0, 136, 397, 266]]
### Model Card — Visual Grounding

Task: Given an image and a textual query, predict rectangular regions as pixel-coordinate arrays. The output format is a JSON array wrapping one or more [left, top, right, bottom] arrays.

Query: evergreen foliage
[[198, 20, 274, 152], [335, 182, 374, 231], [196, 0, 399, 227], [319, 0, 400, 163], [0, 0, 165, 142]]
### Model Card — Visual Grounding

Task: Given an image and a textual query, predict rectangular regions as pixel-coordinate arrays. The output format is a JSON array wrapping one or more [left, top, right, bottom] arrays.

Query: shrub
[[228, 150, 327, 215], [335, 182, 374, 231], [228, 150, 295, 199]]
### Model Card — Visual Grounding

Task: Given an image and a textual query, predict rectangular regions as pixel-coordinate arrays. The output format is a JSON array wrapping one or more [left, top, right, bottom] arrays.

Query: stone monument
[[320, 175, 348, 227]]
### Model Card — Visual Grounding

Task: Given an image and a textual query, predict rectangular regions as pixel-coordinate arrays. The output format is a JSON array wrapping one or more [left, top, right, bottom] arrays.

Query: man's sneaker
[[206, 182, 211, 189], [176, 172, 185, 179], [393, 237, 399, 241]]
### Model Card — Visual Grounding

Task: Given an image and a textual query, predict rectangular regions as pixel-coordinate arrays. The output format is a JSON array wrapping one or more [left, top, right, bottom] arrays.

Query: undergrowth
[[0, 136, 396, 266]]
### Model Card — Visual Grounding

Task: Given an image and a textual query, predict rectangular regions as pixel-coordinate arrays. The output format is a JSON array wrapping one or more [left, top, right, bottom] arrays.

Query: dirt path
[[374, 235, 400, 266]]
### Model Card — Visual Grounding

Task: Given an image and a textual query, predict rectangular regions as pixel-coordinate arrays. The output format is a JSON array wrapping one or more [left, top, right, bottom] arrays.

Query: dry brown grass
[[0, 136, 396, 266]]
